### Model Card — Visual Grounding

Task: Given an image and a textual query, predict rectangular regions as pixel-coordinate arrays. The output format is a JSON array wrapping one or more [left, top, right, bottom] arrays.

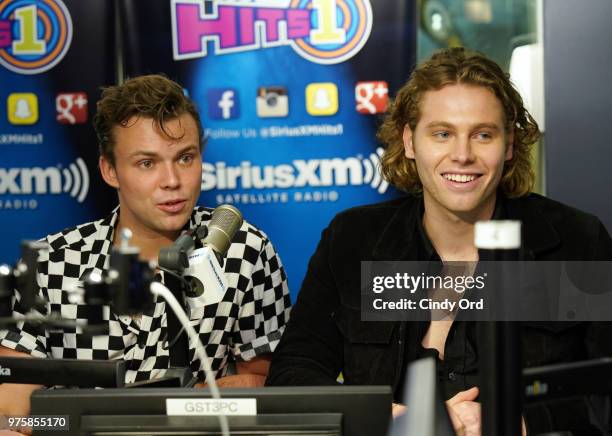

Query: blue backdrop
[[0, 0, 416, 301]]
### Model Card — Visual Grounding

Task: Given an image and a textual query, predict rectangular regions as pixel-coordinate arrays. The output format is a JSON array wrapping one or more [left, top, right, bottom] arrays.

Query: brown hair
[[378, 47, 540, 197], [93, 74, 204, 165]]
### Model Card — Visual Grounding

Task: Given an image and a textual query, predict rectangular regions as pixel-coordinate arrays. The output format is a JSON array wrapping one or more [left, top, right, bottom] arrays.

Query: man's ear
[[403, 124, 415, 159], [505, 128, 514, 161], [99, 155, 119, 189]]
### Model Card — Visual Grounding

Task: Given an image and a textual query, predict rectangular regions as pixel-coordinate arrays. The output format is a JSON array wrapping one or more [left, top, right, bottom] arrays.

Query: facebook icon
[[207, 88, 240, 120]]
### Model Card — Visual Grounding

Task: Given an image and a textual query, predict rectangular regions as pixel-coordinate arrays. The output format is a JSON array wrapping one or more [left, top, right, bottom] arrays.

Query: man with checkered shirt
[[0, 75, 291, 420]]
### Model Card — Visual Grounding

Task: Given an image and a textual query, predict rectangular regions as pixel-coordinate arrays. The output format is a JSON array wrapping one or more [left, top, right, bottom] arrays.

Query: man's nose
[[160, 162, 180, 189], [449, 136, 475, 164]]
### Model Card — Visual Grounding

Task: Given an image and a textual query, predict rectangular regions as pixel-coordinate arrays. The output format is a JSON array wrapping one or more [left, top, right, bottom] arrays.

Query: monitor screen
[[30, 385, 392, 436]]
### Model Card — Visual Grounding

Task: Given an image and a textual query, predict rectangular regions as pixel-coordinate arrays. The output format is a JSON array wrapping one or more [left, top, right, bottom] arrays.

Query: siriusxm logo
[[202, 147, 388, 193], [0, 158, 89, 202]]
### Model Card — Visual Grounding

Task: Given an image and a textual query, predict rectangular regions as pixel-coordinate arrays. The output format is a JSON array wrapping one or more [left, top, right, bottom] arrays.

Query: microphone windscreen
[[474, 220, 521, 250], [202, 205, 243, 256]]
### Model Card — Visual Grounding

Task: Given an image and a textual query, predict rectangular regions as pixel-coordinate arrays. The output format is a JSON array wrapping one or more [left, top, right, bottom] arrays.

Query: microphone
[[0, 264, 14, 318], [108, 229, 155, 316], [474, 219, 523, 436], [183, 205, 243, 309], [0, 241, 47, 322], [201, 204, 244, 261], [474, 220, 521, 261], [158, 226, 208, 273]]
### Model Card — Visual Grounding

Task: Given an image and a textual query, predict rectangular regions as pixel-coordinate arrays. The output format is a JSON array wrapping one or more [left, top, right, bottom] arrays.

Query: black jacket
[[267, 193, 612, 435]]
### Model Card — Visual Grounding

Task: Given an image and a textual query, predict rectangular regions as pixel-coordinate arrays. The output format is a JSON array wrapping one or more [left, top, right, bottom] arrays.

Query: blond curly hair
[[378, 47, 540, 197]]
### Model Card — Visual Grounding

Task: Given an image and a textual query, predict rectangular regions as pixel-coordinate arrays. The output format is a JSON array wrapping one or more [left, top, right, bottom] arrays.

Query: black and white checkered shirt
[[0, 207, 291, 383]]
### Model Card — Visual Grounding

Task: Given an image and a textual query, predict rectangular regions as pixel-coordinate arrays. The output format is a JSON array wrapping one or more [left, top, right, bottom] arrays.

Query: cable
[[156, 266, 192, 289], [149, 281, 230, 436], [161, 325, 186, 350], [154, 266, 193, 351]]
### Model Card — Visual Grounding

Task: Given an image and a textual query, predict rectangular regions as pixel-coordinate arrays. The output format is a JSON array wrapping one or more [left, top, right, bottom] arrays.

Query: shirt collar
[[103, 205, 210, 246], [416, 193, 508, 260]]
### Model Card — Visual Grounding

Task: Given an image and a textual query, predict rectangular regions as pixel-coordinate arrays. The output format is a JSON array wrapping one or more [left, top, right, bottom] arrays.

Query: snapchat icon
[[8, 93, 39, 125]]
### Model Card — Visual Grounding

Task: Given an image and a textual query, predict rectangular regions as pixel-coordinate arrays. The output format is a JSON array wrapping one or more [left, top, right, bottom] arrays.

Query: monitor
[[523, 357, 612, 403], [30, 385, 392, 436]]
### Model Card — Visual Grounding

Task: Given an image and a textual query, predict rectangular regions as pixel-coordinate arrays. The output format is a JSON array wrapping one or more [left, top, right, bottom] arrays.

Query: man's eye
[[179, 154, 194, 164], [475, 132, 492, 140], [138, 160, 153, 169], [434, 131, 450, 139]]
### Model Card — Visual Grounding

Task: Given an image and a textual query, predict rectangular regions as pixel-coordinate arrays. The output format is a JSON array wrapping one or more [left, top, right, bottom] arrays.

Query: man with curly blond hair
[[268, 48, 612, 435]]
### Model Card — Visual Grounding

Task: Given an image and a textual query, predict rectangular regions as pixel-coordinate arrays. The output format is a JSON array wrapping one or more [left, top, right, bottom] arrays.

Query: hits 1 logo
[[355, 81, 388, 114], [56, 92, 88, 124]]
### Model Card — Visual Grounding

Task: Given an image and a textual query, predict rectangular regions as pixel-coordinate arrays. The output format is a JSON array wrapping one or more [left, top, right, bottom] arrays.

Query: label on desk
[[166, 398, 257, 416]]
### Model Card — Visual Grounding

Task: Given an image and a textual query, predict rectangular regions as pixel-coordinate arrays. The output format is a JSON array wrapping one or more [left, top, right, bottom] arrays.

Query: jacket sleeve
[[266, 222, 344, 386], [585, 220, 612, 433], [525, 219, 612, 435]]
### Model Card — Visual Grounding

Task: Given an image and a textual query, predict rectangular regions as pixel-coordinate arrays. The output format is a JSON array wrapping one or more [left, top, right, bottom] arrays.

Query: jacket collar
[[372, 194, 561, 261], [505, 195, 561, 258], [372, 196, 422, 261]]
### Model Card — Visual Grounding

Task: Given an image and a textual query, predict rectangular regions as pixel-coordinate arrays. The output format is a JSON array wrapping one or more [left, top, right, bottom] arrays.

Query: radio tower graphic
[[361, 147, 389, 194], [61, 158, 89, 203]]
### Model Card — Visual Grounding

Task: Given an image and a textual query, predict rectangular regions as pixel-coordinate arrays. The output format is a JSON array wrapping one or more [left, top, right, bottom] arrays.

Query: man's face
[[99, 113, 202, 239], [403, 84, 513, 219]]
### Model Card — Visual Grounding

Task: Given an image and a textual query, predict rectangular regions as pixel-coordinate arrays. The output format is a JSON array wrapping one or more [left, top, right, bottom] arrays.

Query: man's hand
[[195, 355, 271, 389], [391, 403, 406, 418], [0, 415, 31, 436], [196, 373, 266, 388], [446, 387, 480, 436], [445, 387, 527, 436], [0, 347, 44, 435], [390, 401, 466, 435]]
